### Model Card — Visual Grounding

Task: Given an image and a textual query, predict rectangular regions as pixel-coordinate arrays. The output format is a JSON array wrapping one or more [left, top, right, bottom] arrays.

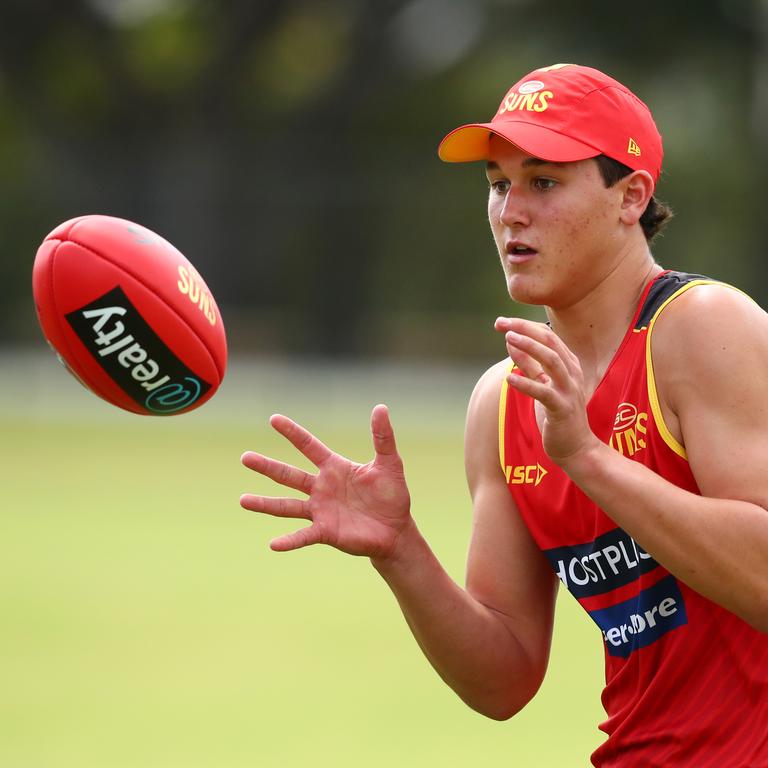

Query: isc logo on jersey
[[505, 463, 548, 486]]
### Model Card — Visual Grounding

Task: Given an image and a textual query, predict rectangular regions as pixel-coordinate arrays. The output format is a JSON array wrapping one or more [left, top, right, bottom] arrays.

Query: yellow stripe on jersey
[[498, 363, 514, 472]]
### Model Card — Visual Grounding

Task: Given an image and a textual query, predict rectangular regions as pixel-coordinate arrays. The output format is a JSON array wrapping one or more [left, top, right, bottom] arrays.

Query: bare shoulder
[[465, 359, 510, 481], [467, 358, 510, 429], [651, 281, 768, 502], [652, 282, 768, 401], [653, 282, 768, 363]]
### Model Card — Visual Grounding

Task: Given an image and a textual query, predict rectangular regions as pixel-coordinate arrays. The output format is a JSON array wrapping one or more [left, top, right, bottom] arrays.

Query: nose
[[498, 186, 531, 229]]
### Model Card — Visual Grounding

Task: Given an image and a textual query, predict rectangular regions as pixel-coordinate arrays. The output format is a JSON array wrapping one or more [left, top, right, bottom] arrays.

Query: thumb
[[371, 404, 399, 465]]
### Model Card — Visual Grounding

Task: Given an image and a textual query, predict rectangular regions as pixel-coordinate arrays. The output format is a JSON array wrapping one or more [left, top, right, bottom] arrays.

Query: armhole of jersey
[[645, 279, 744, 460], [498, 364, 513, 472]]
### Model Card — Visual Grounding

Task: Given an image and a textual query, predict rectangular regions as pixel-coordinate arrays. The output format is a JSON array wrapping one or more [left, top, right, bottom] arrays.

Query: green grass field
[[2, 354, 604, 767]]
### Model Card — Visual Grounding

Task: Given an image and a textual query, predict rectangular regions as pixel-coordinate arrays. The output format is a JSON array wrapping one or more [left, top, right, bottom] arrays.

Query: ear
[[618, 171, 655, 226]]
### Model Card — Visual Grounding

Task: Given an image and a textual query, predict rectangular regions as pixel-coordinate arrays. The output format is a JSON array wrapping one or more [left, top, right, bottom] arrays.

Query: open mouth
[[506, 242, 538, 257]]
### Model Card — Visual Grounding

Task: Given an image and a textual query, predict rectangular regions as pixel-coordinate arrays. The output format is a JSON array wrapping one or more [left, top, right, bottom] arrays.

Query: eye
[[532, 177, 557, 192], [488, 179, 510, 195]]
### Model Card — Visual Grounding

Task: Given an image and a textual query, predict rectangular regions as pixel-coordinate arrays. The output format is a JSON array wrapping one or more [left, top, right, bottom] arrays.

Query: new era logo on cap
[[438, 63, 663, 184]]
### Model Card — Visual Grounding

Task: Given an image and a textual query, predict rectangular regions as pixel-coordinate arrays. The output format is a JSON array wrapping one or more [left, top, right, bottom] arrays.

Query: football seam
[[60, 232, 225, 383], [47, 239, 129, 410]]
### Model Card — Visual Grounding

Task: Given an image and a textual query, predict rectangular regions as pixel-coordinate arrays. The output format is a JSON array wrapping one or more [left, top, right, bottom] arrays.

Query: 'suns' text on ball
[[177, 265, 216, 325]]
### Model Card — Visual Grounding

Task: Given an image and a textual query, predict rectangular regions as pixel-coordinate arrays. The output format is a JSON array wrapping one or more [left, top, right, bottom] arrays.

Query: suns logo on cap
[[499, 86, 553, 115], [627, 138, 641, 157]]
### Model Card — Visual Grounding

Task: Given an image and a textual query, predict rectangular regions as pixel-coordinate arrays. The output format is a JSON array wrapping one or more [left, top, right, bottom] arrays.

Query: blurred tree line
[[0, 0, 763, 361]]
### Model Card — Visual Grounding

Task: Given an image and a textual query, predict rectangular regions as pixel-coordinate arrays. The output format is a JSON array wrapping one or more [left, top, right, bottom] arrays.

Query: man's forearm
[[562, 441, 768, 632], [370, 519, 542, 720]]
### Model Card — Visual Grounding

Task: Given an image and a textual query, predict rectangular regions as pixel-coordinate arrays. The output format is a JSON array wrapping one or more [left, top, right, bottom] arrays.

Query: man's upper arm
[[463, 360, 558, 683], [654, 284, 768, 507]]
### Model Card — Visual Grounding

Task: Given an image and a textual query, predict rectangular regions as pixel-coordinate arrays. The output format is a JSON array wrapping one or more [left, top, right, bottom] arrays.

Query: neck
[[546, 245, 662, 394]]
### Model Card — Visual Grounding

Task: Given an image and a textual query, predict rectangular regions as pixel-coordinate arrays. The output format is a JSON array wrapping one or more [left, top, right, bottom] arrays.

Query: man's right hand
[[240, 404, 412, 559]]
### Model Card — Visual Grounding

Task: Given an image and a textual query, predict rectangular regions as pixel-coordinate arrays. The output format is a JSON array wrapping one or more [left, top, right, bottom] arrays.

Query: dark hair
[[594, 155, 673, 242]]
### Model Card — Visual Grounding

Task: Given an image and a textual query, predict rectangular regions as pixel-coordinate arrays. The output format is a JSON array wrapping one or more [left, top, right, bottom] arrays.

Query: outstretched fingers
[[241, 414, 339, 553], [241, 451, 314, 494], [240, 490, 320, 552], [269, 414, 333, 467], [270, 525, 325, 552], [240, 493, 309, 520]]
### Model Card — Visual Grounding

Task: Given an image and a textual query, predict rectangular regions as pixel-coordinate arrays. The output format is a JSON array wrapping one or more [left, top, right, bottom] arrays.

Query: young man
[[240, 64, 768, 766]]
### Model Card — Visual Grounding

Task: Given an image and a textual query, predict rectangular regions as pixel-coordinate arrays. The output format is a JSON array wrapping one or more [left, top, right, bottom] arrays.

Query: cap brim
[[438, 121, 602, 163]]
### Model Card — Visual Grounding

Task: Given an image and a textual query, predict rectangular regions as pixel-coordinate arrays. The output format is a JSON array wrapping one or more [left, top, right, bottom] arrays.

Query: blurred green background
[[2, 357, 604, 767], [2, 0, 767, 355], [2, 1, 766, 765]]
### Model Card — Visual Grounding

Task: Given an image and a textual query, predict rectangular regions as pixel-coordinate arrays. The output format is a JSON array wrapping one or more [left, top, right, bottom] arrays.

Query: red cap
[[438, 63, 663, 183]]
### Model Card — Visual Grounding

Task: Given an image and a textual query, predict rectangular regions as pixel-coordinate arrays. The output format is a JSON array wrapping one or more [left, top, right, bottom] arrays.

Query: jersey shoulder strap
[[634, 270, 711, 329]]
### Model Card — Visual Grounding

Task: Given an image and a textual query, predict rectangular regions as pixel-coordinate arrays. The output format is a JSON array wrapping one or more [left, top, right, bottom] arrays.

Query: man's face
[[485, 136, 628, 309]]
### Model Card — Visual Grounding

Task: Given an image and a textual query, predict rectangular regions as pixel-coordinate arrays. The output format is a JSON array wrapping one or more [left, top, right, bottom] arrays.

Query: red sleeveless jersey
[[499, 271, 768, 767]]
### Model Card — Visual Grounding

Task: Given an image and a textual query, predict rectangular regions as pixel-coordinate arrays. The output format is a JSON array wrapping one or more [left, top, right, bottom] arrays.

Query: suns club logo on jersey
[[609, 402, 648, 457], [66, 286, 211, 414]]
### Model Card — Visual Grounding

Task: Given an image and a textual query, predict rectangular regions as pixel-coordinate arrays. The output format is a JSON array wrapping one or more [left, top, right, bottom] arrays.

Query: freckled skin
[[486, 137, 627, 310]]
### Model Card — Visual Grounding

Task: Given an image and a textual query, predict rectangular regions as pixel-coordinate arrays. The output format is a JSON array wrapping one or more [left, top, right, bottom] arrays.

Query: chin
[[507, 277, 550, 306]]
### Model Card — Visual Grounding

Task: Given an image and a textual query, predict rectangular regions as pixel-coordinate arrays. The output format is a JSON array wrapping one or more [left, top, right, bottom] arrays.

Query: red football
[[32, 214, 227, 415]]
